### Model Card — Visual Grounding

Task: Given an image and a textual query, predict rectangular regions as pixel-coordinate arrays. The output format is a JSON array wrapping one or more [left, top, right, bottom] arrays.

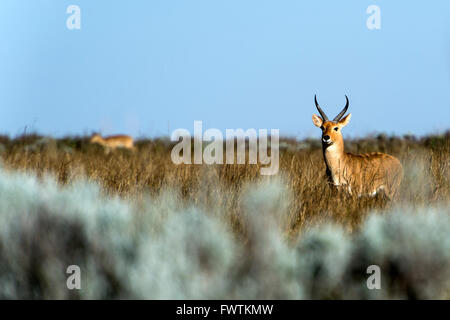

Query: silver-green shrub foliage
[[0, 169, 448, 299]]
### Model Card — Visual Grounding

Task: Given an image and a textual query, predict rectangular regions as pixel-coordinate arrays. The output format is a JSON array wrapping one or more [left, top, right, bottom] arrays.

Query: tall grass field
[[0, 132, 448, 299]]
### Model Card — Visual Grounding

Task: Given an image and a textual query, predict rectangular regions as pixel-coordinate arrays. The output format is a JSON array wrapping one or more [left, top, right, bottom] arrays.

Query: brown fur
[[312, 113, 403, 199], [89, 134, 134, 151]]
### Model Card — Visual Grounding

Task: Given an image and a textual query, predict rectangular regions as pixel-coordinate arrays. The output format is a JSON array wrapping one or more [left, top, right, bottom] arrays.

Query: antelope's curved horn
[[314, 95, 329, 121], [333, 95, 349, 121]]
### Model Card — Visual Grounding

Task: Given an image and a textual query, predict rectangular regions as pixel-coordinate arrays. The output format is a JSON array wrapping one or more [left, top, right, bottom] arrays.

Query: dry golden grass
[[0, 132, 448, 239]]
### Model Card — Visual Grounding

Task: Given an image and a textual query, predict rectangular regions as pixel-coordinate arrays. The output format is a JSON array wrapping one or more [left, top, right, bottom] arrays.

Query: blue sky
[[0, 0, 449, 138]]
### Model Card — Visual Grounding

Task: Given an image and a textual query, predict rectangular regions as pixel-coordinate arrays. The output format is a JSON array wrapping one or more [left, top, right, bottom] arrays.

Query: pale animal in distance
[[89, 133, 134, 151], [312, 95, 403, 199]]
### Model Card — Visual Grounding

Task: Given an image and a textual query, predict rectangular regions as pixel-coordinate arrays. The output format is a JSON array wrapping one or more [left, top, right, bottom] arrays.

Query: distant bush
[[0, 169, 448, 299]]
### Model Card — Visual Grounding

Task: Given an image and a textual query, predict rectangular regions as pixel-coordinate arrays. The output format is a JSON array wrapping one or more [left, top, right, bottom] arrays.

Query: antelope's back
[[104, 135, 134, 149], [346, 151, 403, 194]]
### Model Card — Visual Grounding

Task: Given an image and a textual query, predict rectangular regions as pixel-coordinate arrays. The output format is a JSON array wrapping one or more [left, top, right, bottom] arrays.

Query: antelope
[[89, 133, 134, 151], [312, 95, 403, 199]]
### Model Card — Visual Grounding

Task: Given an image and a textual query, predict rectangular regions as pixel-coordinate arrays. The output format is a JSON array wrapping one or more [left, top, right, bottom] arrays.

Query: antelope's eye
[[320, 126, 324, 130], [334, 127, 339, 131]]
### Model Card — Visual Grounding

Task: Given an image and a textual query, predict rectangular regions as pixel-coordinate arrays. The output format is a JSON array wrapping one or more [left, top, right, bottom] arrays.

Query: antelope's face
[[90, 134, 102, 143], [312, 95, 352, 148], [316, 120, 347, 146]]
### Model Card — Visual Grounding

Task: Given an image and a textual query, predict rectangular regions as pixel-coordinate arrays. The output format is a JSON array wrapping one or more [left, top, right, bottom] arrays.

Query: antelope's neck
[[322, 143, 346, 185]]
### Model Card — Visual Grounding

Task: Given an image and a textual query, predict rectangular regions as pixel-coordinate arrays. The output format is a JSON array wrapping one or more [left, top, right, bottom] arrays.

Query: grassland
[[0, 132, 448, 299], [0, 132, 448, 238]]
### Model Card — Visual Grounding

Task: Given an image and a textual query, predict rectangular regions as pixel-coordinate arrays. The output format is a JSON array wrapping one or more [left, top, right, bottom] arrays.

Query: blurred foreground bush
[[0, 169, 448, 299]]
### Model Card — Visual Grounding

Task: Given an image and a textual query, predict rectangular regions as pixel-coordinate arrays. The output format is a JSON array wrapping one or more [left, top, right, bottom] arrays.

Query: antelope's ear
[[312, 114, 323, 127], [338, 113, 351, 127]]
